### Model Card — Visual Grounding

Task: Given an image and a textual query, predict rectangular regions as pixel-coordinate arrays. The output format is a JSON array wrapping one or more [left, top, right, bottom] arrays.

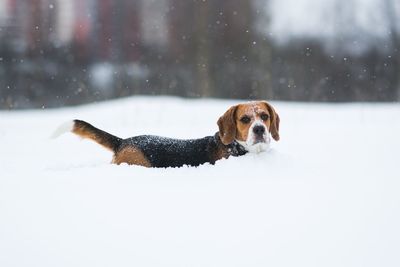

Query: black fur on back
[[117, 134, 246, 168]]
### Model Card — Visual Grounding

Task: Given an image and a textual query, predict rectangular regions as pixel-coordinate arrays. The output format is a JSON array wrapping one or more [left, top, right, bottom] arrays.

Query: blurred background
[[0, 0, 399, 109]]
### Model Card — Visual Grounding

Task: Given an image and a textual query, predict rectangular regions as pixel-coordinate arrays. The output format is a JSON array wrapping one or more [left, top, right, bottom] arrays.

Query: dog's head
[[217, 101, 280, 153]]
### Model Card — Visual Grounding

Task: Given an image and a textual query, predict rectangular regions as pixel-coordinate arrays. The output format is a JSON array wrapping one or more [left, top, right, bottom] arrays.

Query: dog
[[53, 101, 280, 168]]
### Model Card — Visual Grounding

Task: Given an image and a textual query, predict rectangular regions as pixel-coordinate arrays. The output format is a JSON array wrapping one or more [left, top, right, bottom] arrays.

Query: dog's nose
[[253, 125, 265, 135]]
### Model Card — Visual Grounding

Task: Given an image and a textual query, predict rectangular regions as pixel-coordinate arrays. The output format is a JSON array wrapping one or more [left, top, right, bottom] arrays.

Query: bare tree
[[383, 0, 400, 100], [193, 0, 212, 97]]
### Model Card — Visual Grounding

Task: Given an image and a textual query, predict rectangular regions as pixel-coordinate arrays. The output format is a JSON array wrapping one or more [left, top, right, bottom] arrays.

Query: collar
[[228, 140, 248, 156], [214, 132, 247, 157]]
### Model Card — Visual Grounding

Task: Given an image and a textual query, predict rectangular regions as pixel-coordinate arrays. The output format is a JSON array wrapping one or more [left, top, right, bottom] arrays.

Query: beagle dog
[[54, 101, 280, 168]]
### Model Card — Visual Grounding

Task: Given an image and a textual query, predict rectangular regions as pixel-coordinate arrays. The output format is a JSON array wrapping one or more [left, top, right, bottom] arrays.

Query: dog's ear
[[217, 105, 238, 145], [263, 101, 280, 141]]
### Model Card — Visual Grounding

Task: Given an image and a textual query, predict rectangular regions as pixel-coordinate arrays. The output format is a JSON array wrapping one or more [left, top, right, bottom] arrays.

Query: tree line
[[0, 0, 398, 109]]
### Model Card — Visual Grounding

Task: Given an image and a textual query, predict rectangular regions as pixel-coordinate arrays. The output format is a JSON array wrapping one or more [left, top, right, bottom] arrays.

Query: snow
[[50, 120, 74, 139], [1, 96, 400, 267]]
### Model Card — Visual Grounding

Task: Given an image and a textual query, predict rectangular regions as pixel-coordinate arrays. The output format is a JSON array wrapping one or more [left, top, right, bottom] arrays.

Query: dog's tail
[[51, 120, 122, 152]]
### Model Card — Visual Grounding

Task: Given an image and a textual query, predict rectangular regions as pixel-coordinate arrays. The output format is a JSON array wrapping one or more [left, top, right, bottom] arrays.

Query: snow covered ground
[[1, 96, 399, 267]]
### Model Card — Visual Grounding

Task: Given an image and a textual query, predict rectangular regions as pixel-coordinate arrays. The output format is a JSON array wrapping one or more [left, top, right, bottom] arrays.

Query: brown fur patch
[[72, 120, 120, 152], [262, 101, 280, 141], [72, 125, 99, 143], [217, 105, 238, 145], [234, 102, 272, 142], [112, 146, 151, 167]]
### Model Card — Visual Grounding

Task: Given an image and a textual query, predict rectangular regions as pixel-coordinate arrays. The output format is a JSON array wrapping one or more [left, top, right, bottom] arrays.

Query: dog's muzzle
[[252, 125, 266, 144], [238, 122, 270, 153]]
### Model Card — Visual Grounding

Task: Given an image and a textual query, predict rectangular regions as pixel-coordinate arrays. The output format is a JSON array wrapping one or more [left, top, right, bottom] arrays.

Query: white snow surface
[[1, 96, 399, 267]]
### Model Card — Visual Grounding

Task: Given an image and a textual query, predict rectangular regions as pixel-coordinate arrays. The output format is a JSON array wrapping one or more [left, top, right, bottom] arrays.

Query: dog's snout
[[253, 125, 265, 135]]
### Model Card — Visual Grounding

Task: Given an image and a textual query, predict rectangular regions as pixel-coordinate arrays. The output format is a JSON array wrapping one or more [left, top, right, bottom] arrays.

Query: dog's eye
[[260, 113, 269, 121], [240, 116, 251, 124]]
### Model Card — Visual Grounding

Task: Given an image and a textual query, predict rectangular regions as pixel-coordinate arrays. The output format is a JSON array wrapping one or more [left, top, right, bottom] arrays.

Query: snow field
[[1, 97, 399, 267]]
